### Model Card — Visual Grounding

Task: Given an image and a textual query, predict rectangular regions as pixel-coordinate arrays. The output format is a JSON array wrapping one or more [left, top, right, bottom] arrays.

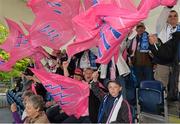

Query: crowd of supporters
[[6, 6, 180, 123]]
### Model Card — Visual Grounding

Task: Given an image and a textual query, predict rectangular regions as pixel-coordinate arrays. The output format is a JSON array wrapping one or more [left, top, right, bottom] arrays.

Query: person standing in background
[[150, 6, 179, 100]]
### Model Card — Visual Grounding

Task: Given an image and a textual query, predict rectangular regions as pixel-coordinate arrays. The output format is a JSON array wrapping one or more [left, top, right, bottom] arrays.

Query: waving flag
[[0, 19, 25, 52], [0, 19, 34, 71], [0, 57, 4, 63], [67, 0, 177, 64], [67, 0, 137, 64], [28, 0, 80, 50], [27, 0, 44, 14], [0, 57, 11, 72], [31, 69, 89, 119], [31, 47, 49, 69], [79, 0, 94, 12], [21, 21, 31, 32]]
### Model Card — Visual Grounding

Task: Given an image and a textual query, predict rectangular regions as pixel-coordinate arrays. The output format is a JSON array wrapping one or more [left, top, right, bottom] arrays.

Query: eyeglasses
[[168, 15, 178, 18]]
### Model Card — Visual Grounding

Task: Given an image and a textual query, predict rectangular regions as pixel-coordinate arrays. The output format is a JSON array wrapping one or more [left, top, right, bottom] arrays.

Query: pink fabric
[[0, 19, 25, 52], [67, 0, 177, 64], [21, 21, 31, 32], [79, 0, 94, 13], [137, 0, 177, 12], [110, 61, 116, 80], [27, 0, 44, 14], [31, 69, 89, 119], [28, 0, 80, 50], [31, 47, 49, 70], [67, 0, 138, 64], [0, 19, 34, 71], [31, 83, 37, 95]]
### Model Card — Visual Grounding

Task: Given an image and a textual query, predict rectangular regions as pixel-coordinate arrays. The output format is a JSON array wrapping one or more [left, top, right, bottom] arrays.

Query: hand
[[149, 34, 158, 45], [62, 61, 69, 69], [11, 103, 17, 112], [45, 101, 53, 108], [59, 109, 64, 114], [128, 60, 133, 67], [92, 71, 99, 82]]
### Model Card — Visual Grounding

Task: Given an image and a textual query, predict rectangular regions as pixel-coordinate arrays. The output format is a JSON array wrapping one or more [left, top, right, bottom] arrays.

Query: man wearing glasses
[[149, 6, 179, 101]]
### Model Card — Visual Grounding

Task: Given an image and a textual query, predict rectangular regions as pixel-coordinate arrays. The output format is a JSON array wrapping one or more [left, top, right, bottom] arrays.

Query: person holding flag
[[90, 71, 132, 123]]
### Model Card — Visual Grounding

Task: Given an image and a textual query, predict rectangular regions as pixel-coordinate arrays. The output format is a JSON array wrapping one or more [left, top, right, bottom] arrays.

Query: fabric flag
[[0, 19, 34, 71], [137, 0, 177, 12], [27, 0, 44, 14], [0, 57, 11, 71], [0, 18, 25, 52], [0, 63, 12, 72], [21, 21, 31, 32], [79, 0, 94, 12], [67, 0, 177, 64], [0, 57, 4, 63], [31, 47, 49, 70], [31, 69, 89, 119], [67, 0, 137, 64], [28, 0, 80, 50]]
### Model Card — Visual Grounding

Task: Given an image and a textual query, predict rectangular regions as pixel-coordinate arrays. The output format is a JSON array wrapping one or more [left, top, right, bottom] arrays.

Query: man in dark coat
[[149, 31, 180, 101]]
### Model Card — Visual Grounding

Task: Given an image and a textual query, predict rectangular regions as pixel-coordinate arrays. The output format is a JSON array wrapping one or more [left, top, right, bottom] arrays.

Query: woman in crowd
[[11, 91, 34, 123], [24, 95, 49, 123], [11, 95, 49, 123]]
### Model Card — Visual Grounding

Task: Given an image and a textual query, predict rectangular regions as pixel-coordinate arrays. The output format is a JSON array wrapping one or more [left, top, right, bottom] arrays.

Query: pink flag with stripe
[[0, 19, 34, 71], [67, 0, 137, 64], [31, 68, 89, 119], [67, 0, 177, 64], [28, 0, 80, 50], [0, 19, 25, 52]]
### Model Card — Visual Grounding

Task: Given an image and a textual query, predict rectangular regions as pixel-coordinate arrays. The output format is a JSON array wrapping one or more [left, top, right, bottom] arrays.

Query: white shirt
[[156, 7, 177, 44], [158, 24, 177, 44]]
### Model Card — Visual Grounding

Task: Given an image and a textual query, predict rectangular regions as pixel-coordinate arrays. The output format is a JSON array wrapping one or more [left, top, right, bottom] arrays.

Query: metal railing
[[0, 93, 8, 108]]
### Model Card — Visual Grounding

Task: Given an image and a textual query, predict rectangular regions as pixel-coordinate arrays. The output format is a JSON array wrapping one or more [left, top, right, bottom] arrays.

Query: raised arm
[[90, 71, 107, 101], [156, 7, 171, 34]]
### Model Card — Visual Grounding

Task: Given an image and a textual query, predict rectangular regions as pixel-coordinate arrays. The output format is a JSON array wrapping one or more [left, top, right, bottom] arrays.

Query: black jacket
[[150, 32, 180, 99], [149, 32, 180, 64], [90, 81, 132, 123]]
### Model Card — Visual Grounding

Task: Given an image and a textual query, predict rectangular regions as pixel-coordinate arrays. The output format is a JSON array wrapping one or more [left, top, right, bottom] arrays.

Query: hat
[[74, 68, 83, 77], [136, 22, 145, 29], [106, 80, 122, 87]]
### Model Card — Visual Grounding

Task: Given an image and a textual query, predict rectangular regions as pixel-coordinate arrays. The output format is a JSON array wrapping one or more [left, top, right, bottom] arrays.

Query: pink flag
[[0, 57, 11, 71], [0, 19, 35, 71], [28, 0, 80, 50], [0, 19, 25, 52], [160, 0, 177, 6], [137, 0, 177, 11], [67, 0, 137, 64], [27, 0, 44, 14], [21, 21, 31, 32], [31, 69, 89, 119], [79, 0, 94, 12], [31, 47, 49, 69], [67, 0, 177, 64]]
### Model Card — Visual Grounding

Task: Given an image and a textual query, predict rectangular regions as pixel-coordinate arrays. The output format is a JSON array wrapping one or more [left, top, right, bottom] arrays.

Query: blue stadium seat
[[138, 88, 163, 115], [140, 80, 164, 93], [137, 80, 168, 122]]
